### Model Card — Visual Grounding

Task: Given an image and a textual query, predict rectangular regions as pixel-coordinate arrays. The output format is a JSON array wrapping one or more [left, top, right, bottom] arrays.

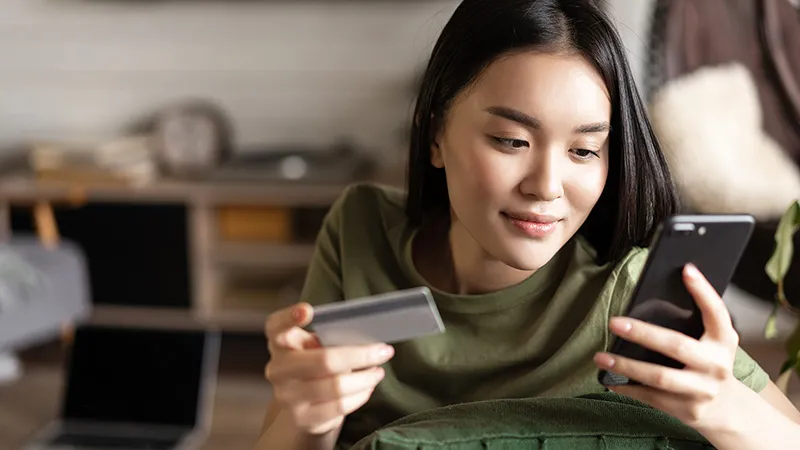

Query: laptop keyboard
[[49, 432, 179, 449]]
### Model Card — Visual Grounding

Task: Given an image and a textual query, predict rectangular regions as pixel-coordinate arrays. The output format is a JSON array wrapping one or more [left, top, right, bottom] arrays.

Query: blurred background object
[[27, 135, 157, 186], [0, 352, 22, 385], [0, 0, 799, 448], [0, 0, 458, 330], [0, 1, 458, 448], [640, 0, 800, 397], [0, 237, 90, 355], [22, 324, 220, 450], [645, 0, 800, 307], [148, 99, 234, 180]]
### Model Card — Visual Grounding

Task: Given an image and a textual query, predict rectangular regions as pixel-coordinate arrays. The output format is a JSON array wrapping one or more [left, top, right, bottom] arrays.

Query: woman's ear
[[430, 141, 444, 168], [430, 137, 446, 169], [430, 115, 445, 169]]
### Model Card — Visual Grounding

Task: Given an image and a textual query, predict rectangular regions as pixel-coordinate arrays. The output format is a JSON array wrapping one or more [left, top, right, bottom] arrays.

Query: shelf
[[0, 167, 404, 207], [0, 169, 395, 333], [88, 305, 270, 333], [214, 243, 315, 269], [88, 305, 208, 330], [201, 309, 271, 333], [221, 288, 292, 306], [0, 176, 350, 206]]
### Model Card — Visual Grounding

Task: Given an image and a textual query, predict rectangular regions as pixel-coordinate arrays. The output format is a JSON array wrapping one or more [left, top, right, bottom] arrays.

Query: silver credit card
[[309, 287, 445, 346]]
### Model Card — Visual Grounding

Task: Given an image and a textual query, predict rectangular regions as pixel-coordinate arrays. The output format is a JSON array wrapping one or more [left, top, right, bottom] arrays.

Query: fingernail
[[292, 306, 304, 322], [377, 345, 394, 359], [610, 317, 632, 334], [594, 352, 615, 368], [376, 367, 386, 380], [685, 264, 699, 278]]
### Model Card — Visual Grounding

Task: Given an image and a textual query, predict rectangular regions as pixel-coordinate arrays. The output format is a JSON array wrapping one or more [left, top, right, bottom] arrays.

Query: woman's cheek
[[454, 146, 514, 200], [568, 163, 608, 210]]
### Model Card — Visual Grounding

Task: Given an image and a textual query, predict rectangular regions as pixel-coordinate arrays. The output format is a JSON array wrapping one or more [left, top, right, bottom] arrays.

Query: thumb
[[271, 302, 321, 351]]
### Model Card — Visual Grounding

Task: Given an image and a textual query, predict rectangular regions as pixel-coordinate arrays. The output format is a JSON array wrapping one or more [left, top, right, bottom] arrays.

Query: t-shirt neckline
[[399, 225, 574, 314]]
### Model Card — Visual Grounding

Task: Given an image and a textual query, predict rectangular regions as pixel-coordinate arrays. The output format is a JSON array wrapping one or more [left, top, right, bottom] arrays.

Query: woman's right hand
[[264, 302, 395, 435]]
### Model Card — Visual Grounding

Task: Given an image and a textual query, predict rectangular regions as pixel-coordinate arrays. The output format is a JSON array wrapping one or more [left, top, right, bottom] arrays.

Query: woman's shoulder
[[322, 182, 410, 248], [329, 182, 406, 220], [300, 183, 410, 305], [608, 244, 649, 289]]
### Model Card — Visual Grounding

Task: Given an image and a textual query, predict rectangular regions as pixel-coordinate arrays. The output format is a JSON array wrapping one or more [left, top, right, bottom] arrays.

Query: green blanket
[[348, 393, 714, 449]]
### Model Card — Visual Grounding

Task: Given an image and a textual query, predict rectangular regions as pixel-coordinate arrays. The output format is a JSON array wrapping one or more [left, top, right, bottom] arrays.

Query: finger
[[594, 353, 720, 398], [265, 302, 314, 346], [607, 317, 727, 372], [683, 264, 737, 345], [289, 367, 386, 404], [268, 327, 322, 355], [268, 344, 394, 380], [301, 387, 375, 433]]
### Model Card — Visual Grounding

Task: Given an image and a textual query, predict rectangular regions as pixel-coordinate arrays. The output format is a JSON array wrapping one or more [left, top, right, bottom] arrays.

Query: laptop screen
[[61, 325, 218, 428]]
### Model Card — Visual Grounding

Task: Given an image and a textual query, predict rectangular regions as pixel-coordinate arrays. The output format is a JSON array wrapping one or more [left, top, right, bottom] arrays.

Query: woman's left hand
[[593, 263, 742, 431]]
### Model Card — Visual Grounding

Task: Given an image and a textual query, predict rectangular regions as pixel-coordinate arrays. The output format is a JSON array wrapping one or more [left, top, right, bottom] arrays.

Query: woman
[[257, 1, 800, 449]]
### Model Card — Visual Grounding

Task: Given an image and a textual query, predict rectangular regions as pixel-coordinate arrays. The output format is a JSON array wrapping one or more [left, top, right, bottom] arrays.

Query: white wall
[[0, 0, 652, 159], [0, 0, 458, 159], [604, 0, 656, 96]]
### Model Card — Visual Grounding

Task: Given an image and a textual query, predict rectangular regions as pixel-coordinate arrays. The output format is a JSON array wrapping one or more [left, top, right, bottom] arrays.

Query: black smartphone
[[598, 214, 755, 386]]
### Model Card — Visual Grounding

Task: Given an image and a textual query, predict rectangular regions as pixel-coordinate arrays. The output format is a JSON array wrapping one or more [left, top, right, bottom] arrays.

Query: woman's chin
[[496, 239, 564, 272], [499, 249, 558, 272]]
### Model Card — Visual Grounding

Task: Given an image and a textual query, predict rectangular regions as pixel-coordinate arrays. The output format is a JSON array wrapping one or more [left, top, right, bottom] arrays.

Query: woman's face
[[432, 50, 611, 271]]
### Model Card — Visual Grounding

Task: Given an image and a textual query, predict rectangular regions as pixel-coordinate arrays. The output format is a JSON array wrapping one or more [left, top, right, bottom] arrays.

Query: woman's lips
[[502, 212, 560, 238]]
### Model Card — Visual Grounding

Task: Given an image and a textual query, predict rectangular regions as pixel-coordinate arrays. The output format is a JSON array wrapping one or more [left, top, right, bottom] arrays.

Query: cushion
[[649, 62, 800, 221], [348, 393, 713, 450]]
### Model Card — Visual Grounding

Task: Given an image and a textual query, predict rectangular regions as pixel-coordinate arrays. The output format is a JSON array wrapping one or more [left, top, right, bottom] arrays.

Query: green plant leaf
[[765, 302, 780, 340], [777, 367, 794, 394], [766, 200, 800, 284], [786, 321, 800, 361], [794, 348, 800, 378], [780, 355, 798, 375], [776, 348, 800, 394]]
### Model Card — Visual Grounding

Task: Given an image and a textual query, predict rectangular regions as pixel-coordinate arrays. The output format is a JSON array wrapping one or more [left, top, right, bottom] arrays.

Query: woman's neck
[[414, 215, 536, 295]]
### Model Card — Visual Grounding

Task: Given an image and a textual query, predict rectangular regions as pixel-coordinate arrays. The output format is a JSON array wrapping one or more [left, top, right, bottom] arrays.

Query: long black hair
[[405, 0, 680, 263]]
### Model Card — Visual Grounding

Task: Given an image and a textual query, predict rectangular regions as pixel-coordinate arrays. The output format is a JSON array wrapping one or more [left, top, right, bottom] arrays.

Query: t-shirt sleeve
[[607, 248, 770, 393], [297, 186, 352, 307], [606, 247, 649, 320], [732, 346, 770, 392]]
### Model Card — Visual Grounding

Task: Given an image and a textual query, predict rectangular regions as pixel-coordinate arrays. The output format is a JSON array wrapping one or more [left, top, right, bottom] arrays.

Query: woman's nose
[[518, 151, 564, 201]]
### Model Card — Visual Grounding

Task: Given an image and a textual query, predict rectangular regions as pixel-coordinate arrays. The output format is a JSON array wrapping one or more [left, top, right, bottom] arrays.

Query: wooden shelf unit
[[0, 171, 403, 332]]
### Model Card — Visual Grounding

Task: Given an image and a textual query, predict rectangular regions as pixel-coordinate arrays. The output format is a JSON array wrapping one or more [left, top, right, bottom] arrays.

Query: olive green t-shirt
[[299, 183, 769, 448]]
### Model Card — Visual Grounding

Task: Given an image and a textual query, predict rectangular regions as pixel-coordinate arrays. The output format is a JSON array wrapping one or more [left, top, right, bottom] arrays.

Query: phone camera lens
[[698, 226, 706, 236], [672, 223, 696, 236]]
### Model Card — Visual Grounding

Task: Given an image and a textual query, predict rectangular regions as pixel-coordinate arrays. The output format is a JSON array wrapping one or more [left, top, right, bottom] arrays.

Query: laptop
[[25, 324, 221, 450]]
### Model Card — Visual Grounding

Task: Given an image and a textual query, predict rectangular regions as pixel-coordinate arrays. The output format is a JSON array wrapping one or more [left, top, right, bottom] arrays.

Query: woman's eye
[[492, 137, 529, 149], [571, 148, 599, 159]]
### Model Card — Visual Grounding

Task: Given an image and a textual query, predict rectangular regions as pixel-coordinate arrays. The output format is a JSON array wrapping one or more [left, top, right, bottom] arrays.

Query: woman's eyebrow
[[485, 106, 610, 134], [574, 122, 611, 133], [484, 106, 541, 129]]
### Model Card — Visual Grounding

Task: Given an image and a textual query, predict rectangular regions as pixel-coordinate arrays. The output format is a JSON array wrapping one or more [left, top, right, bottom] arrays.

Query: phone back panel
[[599, 214, 755, 385]]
